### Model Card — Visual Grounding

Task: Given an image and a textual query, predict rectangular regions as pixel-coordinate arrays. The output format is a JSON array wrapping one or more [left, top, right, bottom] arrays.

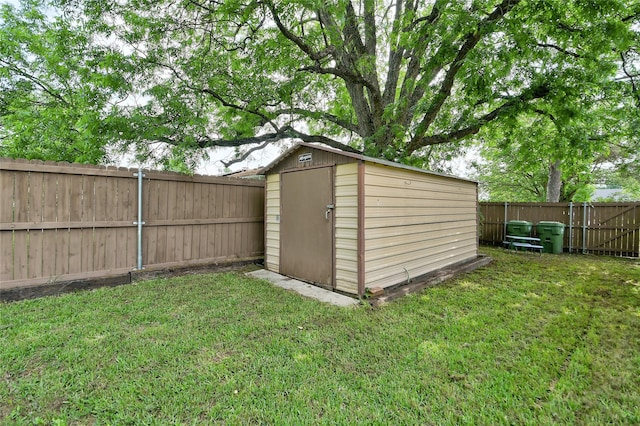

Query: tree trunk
[[546, 160, 562, 202]]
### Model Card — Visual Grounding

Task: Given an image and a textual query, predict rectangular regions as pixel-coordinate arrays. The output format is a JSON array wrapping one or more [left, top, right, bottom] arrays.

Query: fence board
[[41, 230, 57, 278], [0, 167, 15, 281], [69, 229, 83, 274], [28, 230, 43, 279], [28, 172, 43, 223], [479, 202, 639, 257], [1, 158, 264, 290], [0, 166, 14, 223], [14, 230, 28, 280], [15, 171, 29, 223], [1, 231, 13, 281]]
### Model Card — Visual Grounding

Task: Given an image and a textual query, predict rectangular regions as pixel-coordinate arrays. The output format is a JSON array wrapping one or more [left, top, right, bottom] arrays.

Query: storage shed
[[261, 142, 479, 297]]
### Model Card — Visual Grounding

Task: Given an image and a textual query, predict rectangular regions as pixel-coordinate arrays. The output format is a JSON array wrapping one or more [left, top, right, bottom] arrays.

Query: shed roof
[[260, 142, 477, 184]]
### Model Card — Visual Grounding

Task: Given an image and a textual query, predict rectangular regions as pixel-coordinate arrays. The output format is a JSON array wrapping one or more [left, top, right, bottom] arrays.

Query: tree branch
[[343, 1, 367, 56], [382, 0, 407, 106], [407, 82, 550, 153], [411, 0, 521, 140], [621, 52, 640, 108], [221, 140, 271, 167], [363, 0, 377, 57], [155, 125, 361, 154], [533, 108, 556, 121], [298, 64, 377, 92], [271, 107, 359, 133], [265, 0, 332, 62], [537, 43, 583, 58], [201, 88, 277, 130], [281, 126, 361, 153], [622, 11, 640, 22], [1, 59, 70, 106]]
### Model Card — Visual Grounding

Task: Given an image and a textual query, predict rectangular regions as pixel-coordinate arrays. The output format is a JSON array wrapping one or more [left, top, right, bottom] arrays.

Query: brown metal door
[[280, 167, 334, 288]]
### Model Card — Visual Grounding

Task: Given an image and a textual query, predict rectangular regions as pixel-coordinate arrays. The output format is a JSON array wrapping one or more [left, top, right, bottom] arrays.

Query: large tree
[[46, 0, 637, 166]]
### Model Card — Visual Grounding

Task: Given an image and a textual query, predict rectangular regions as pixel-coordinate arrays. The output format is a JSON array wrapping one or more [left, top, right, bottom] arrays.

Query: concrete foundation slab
[[247, 270, 359, 307]]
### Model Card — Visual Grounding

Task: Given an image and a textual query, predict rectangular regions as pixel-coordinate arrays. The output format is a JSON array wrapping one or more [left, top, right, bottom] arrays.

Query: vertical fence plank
[[11, 168, 27, 280], [57, 172, 71, 275], [142, 178, 157, 266], [158, 180, 171, 264], [1, 168, 15, 282], [190, 183, 202, 260], [206, 184, 219, 258], [93, 175, 108, 272], [81, 175, 96, 273], [200, 183, 210, 258], [0, 164, 15, 223], [41, 168, 58, 279], [12, 169, 30, 279], [67, 173, 83, 275]]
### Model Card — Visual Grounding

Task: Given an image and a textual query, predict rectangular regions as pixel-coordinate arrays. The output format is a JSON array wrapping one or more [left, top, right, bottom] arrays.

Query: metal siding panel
[[365, 171, 477, 195], [365, 236, 477, 269], [365, 205, 477, 217], [335, 235, 358, 250], [366, 186, 477, 202], [365, 213, 477, 229], [334, 163, 359, 295], [366, 248, 478, 289], [265, 174, 280, 273], [363, 163, 478, 289], [365, 221, 472, 240], [335, 186, 358, 198], [368, 226, 475, 256]]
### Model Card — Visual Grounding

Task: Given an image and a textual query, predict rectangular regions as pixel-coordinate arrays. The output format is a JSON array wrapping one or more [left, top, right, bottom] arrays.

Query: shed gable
[[264, 145, 357, 175]]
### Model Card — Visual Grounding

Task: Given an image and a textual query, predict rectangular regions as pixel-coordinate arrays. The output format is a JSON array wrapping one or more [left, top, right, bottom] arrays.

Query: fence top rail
[[0, 157, 265, 187], [480, 201, 640, 207]]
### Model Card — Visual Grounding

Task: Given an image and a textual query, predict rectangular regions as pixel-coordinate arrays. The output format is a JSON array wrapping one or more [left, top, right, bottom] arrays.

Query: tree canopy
[[1, 0, 639, 175], [0, 0, 136, 163], [472, 72, 640, 201]]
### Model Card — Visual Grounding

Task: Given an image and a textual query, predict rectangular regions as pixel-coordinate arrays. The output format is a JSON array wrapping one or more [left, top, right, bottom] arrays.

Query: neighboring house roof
[[592, 188, 625, 201], [220, 168, 264, 179], [259, 142, 477, 183]]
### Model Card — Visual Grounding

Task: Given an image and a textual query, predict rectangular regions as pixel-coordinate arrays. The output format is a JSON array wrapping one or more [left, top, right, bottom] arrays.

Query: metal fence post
[[133, 167, 145, 270], [568, 202, 573, 253]]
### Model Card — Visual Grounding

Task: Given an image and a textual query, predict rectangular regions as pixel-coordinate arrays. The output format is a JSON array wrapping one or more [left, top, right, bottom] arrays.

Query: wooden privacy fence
[[479, 202, 640, 257], [1, 158, 265, 290]]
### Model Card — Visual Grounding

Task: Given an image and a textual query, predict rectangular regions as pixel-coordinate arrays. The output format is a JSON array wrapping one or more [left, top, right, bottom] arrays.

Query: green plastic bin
[[536, 221, 565, 254], [506, 220, 533, 237]]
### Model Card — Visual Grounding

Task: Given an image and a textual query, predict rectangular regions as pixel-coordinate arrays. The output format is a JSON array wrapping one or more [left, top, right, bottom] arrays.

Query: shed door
[[280, 167, 334, 288]]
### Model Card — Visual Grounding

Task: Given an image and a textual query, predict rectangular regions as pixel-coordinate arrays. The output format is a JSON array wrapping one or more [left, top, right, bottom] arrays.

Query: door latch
[[325, 204, 334, 219]]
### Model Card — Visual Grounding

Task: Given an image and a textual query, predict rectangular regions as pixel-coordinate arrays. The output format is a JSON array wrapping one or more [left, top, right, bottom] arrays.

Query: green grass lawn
[[1, 248, 639, 425]]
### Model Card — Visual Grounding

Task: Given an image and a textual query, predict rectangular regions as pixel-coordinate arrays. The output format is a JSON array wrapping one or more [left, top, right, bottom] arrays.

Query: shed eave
[[259, 142, 477, 184]]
